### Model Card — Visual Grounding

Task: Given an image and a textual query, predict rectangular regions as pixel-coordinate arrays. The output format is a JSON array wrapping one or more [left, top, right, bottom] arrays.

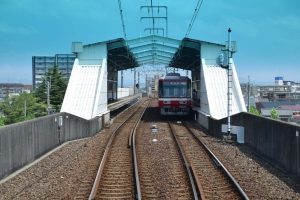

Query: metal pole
[[134, 68, 136, 94], [166, 7, 168, 37], [227, 28, 232, 136], [247, 75, 250, 112], [24, 99, 27, 117], [138, 72, 140, 93], [121, 70, 124, 88], [297, 130, 299, 174], [146, 74, 148, 96], [47, 81, 50, 114], [150, 0, 154, 34]]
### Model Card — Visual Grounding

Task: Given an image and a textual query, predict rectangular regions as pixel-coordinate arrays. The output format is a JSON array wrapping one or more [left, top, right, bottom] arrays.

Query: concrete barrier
[[0, 112, 104, 180], [208, 112, 300, 178]]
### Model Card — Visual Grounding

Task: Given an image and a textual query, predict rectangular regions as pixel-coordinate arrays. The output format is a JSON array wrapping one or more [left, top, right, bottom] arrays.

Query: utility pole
[[146, 74, 148, 96], [46, 76, 51, 115], [47, 81, 50, 114], [247, 75, 250, 112], [134, 68, 136, 94], [24, 99, 27, 118], [121, 70, 124, 88], [138, 72, 140, 93]]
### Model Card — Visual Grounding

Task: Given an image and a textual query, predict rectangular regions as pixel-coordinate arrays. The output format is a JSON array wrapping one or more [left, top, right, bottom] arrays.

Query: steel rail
[[88, 100, 148, 200], [190, 165, 206, 200], [110, 96, 141, 124], [184, 122, 250, 200], [168, 122, 199, 200], [130, 101, 150, 200]]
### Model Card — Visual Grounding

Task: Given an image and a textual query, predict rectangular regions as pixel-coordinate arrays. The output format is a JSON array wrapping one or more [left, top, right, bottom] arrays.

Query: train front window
[[159, 81, 191, 98]]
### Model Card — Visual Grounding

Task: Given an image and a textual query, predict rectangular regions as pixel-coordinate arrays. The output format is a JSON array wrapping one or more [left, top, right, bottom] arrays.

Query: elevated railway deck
[[108, 94, 141, 112], [0, 98, 299, 199]]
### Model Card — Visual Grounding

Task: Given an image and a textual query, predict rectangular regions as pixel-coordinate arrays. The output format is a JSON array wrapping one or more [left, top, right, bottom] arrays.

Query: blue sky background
[[0, 0, 299, 86]]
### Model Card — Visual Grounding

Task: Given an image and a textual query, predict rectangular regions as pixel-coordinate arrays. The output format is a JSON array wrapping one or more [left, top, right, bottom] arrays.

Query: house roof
[[279, 105, 300, 111]]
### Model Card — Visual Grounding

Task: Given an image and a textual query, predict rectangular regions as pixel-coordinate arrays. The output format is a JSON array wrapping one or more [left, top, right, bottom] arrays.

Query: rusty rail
[[131, 101, 150, 199], [88, 100, 148, 200], [184, 122, 249, 200], [168, 122, 199, 200]]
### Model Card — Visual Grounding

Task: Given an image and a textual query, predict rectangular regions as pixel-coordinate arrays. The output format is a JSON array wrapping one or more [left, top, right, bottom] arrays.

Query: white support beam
[[134, 49, 174, 58], [137, 57, 170, 64], [139, 61, 169, 66], [136, 54, 172, 62], [130, 43, 178, 54], [127, 35, 180, 46]]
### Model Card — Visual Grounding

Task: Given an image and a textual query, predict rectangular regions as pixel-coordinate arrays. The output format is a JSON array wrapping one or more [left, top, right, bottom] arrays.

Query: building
[[256, 77, 300, 101], [280, 105, 300, 124], [0, 83, 32, 101], [149, 75, 159, 97], [32, 54, 76, 89], [275, 76, 284, 86], [256, 101, 300, 124], [261, 108, 292, 122]]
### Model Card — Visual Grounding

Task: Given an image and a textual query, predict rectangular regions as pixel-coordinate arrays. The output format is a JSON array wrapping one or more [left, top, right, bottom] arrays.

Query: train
[[158, 73, 192, 115]]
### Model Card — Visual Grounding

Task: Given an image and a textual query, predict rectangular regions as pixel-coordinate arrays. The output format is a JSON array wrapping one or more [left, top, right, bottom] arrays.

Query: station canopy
[[107, 35, 203, 71], [107, 38, 138, 70]]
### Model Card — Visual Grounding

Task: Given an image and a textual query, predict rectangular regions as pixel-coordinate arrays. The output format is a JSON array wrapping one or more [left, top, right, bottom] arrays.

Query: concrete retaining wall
[[208, 112, 300, 178], [0, 112, 106, 180]]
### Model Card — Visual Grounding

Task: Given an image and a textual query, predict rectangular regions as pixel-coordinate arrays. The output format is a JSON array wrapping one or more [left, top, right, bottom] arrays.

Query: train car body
[[158, 73, 192, 115]]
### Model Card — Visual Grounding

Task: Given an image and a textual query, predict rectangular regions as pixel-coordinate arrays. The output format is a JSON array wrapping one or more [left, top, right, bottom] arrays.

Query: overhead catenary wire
[[142, 0, 167, 36], [151, 0, 155, 34], [118, 0, 127, 40], [185, 0, 204, 37]]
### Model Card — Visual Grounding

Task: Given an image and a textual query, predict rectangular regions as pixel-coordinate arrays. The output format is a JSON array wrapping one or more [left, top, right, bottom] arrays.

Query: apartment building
[[32, 54, 75, 89]]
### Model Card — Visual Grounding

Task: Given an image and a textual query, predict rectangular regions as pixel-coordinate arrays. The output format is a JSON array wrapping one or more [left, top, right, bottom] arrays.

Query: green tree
[[34, 65, 67, 112], [0, 93, 47, 125], [249, 105, 260, 116], [0, 116, 5, 126], [270, 108, 279, 120]]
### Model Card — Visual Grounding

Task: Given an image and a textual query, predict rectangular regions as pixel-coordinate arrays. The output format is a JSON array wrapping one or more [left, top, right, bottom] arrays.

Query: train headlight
[[163, 101, 170, 104]]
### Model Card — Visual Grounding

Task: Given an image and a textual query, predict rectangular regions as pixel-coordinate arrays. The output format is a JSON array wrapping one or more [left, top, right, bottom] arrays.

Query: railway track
[[85, 98, 248, 199], [88, 100, 149, 199], [135, 101, 197, 199], [72, 98, 147, 199], [169, 121, 249, 200]]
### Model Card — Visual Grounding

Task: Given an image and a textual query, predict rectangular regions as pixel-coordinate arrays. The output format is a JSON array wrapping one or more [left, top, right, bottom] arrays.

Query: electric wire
[[151, 0, 155, 35], [185, 0, 204, 37], [118, 0, 127, 40]]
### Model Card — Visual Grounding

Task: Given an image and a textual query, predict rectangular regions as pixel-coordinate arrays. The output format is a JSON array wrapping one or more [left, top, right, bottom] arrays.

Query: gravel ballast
[[189, 124, 300, 199], [0, 126, 112, 200], [1, 107, 300, 199]]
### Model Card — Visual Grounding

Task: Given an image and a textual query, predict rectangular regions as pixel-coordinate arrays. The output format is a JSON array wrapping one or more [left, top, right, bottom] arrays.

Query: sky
[[0, 0, 299, 86]]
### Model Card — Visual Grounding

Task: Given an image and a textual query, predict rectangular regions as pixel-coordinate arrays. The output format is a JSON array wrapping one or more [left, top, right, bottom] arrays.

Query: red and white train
[[158, 73, 192, 115]]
